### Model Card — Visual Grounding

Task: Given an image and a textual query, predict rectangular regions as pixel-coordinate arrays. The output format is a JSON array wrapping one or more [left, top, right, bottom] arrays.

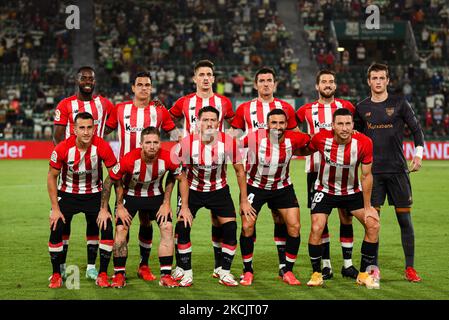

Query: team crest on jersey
[[385, 107, 395, 116], [54, 110, 61, 121], [312, 111, 319, 116], [365, 112, 371, 118], [51, 151, 57, 163], [112, 163, 120, 175]]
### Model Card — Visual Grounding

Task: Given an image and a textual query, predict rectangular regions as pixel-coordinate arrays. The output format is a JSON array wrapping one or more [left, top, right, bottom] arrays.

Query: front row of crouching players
[[48, 108, 380, 289]]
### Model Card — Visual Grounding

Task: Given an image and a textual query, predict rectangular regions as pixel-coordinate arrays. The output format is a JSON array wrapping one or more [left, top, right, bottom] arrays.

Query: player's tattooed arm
[[101, 176, 113, 209]]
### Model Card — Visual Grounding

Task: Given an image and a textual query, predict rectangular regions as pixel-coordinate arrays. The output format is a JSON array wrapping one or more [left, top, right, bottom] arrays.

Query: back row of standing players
[[47, 60, 424, 289]]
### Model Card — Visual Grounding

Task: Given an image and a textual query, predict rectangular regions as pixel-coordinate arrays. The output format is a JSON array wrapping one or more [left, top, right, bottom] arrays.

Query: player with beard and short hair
[[230, 67, 299, 279], [238, 108, 310, 286], [296, 70, 359, 281], [52, 66, 115, 281], [104, 71, 178, 283], [303, 108, 380, 289]]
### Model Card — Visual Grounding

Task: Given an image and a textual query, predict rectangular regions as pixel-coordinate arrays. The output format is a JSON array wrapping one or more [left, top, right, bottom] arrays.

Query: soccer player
[[169, 60, 235, 279], [174, 106, 254, 287], [355, 62, 424, 282], [304, 108, 380, 289], [101, 126, 191, 288], [239, 108, 310, 286], [230, 66, 299, 278], [47, 112, 117, 288], [104, 71, 178, 282], [53, 66, 114, 280], [296, 69, 358, 280]]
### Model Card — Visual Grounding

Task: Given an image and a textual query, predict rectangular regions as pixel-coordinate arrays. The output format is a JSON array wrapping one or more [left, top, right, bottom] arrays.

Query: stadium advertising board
[[1, 140, 449, 160], [333, 21, 407, 40]]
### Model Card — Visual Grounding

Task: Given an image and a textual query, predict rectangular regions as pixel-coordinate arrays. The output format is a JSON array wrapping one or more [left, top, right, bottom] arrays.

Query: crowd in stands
[[94, 0, 302, 107], [1, 0, 448, 140], [0, 0, 73, 140], [300, 0, 449, 138]]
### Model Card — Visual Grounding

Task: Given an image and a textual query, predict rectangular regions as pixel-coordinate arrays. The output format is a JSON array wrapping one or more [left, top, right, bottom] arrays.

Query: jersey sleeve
[[401, 99, 425, 147], [360, 136, 373, 164], [98, 138, 117, 167], [105, 104, 118, 130], [169, 97, 184, 118], [54, 99, 69, 126], [161, 106, 177, 132], [102, 97, 115, 120], [222, 97, 235, 120], [49, 142, 66, 170], [292, 132, 311, 149], [296, 105, 306, 123], [165, 151, 183, 176], [308, 132, 321, 153], [285, 105, 298, 130], [343, 100, 355, 114], [109, 155, 130, 181], [230, 103, 246, 129]]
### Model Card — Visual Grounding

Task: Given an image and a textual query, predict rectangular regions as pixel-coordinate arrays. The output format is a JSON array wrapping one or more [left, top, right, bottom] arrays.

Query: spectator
[[356, 42, 366, 64], [3, 122, 14, 140]]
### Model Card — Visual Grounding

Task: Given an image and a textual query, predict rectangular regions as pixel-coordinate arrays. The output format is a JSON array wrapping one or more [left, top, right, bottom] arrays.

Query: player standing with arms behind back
[[355, 62, 425, 282]]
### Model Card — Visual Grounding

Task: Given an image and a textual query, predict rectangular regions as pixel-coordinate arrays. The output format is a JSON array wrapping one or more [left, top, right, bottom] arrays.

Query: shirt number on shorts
[[312, 192, 324, 203], [247, 193, 255, 204]]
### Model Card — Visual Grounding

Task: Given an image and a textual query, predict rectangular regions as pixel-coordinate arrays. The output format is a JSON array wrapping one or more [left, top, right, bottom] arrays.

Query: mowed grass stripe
[[0, 159, 448, 299]]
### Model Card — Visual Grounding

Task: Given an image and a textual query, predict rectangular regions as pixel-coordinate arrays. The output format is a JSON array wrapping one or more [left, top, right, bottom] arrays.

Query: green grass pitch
[[0, 159, 448, 300]]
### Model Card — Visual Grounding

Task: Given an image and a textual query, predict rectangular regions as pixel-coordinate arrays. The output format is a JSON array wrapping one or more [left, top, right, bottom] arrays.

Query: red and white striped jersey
[[54, 95, 114, 139], [169, 93, 234, 136], [176, 132, 241, 192], [106, 101, 176, 159], [232, 98, 298, 135], [243, 130, 310, 190], [308, 130, 373, 195], [296, 98, 355, 173], [50, 136, 117, 194], [109, 148, 182, 197]]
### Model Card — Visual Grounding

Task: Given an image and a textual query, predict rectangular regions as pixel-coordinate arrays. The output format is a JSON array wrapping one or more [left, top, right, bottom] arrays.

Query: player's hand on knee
[[179, 207, 193, 227], [116, 206, 132, 227], [240, 200, 257, 222], [97, 208, 112, 230], [49, 208, 65, 231], [156, 202, 172, 225]]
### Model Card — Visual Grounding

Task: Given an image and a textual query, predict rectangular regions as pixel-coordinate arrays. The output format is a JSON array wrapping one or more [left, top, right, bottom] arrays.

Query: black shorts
[[56, 191, 101, 217], [182, 185, 236, 218], [307, 172, 318, 208], [311, 191, 364, 215], [371, 173, 413, 208], [247, 184, 299, 215], [116, 194, 167, 226]]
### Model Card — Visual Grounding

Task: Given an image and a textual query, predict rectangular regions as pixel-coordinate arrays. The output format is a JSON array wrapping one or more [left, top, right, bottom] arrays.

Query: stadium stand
[[0, 0, 448, 140], [0, 0, 73, 139]]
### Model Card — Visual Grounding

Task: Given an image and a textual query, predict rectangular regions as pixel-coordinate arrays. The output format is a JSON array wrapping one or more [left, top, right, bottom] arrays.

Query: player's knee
[[287, 221, 300, 237], [115, 225, 128, 241], [366, 218, 380, 236], [159, 222, 173, 238], [310, 221, 325, 236], [241, 221, 255, 237], [221, 221, 237, 245]]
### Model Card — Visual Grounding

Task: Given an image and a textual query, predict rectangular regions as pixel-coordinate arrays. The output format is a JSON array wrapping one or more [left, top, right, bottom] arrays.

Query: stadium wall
[[1, 141, 449, 160]]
